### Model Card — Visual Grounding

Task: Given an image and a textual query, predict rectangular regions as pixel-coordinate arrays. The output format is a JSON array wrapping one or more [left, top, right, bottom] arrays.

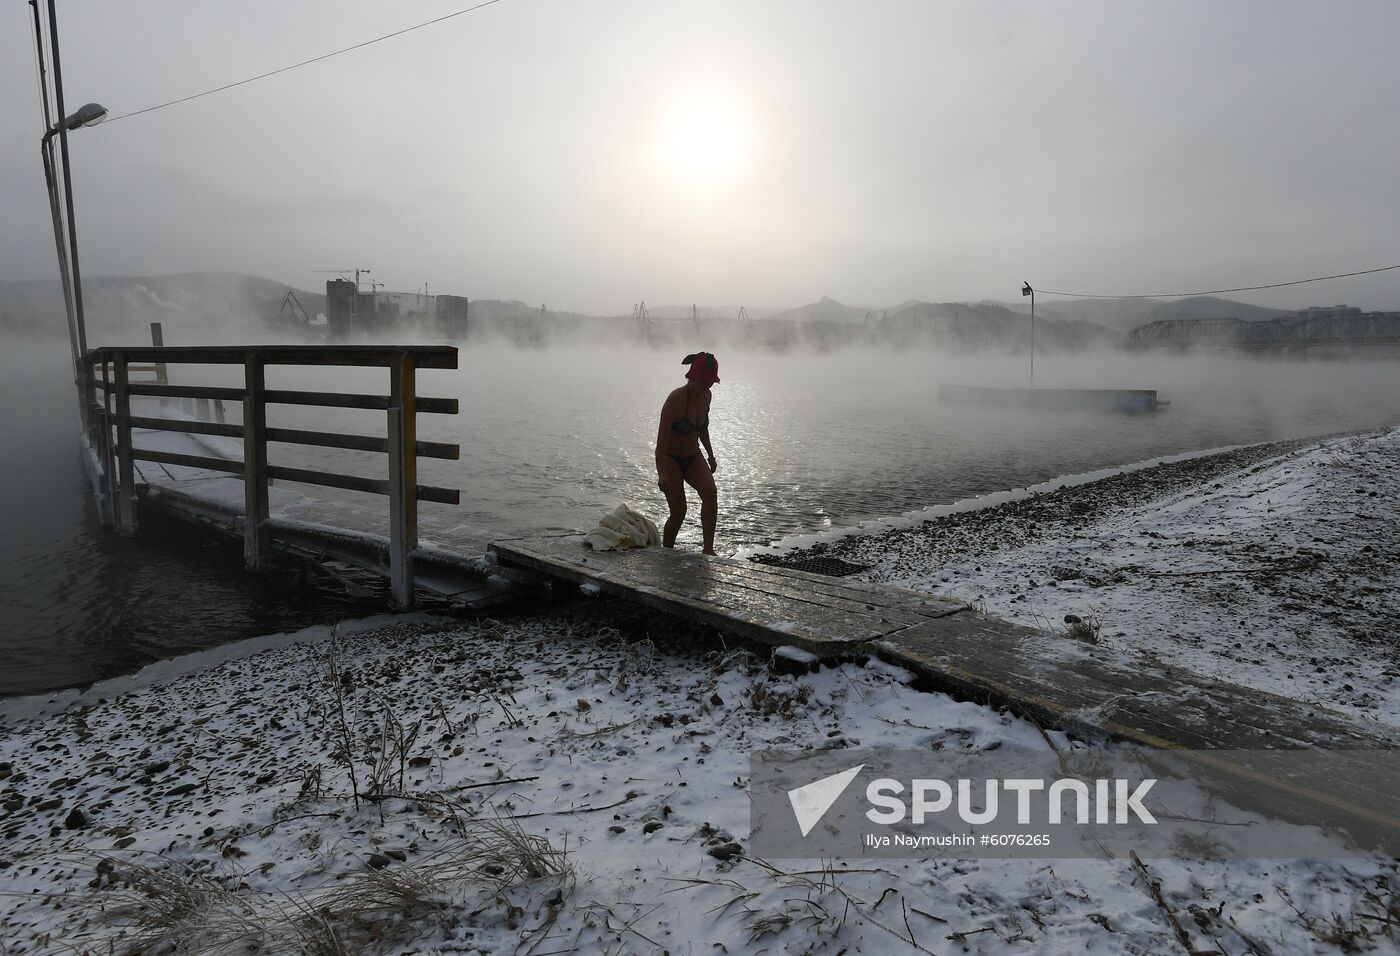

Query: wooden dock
[[491, 534, 1390, 750], [124, 428, 534, 609], [81, 342, 539, 610], [491, 534, 968, 655]]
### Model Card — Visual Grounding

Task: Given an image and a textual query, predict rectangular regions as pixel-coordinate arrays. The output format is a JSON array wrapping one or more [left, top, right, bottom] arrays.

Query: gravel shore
[[756, 433, 1330, 574]]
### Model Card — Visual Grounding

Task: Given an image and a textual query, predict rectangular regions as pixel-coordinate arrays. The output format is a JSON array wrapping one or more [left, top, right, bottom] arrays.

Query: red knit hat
[[682, 351, 720, 384]]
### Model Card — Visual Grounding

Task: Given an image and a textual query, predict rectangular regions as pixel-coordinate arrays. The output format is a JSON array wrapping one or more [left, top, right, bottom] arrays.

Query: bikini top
[[671, 391, 709, 436]]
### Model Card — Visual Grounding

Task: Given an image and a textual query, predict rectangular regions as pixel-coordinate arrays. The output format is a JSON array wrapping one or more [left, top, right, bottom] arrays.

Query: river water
[[3, 335, 1397, 696]]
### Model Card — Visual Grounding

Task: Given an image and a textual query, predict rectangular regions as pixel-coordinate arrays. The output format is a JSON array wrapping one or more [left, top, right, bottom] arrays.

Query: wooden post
[[149, 322, 168, 384], [243, 352, 270, 569], [97, 359, 115, 528], [387, 351, 417, 608], [112, 351, 138, 535]]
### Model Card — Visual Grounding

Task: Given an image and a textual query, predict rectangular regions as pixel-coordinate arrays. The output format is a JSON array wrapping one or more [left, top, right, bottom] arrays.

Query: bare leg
[[660, 457, 687, 547], [685, 459, 719, 555]]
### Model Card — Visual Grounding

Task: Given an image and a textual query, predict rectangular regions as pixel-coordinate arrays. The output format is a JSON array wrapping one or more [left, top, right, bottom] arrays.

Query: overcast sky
[[4, 0, 1400, 314]]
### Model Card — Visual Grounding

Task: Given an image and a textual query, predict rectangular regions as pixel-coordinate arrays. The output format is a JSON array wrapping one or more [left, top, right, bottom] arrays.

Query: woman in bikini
[[655, 351, 720, 554]]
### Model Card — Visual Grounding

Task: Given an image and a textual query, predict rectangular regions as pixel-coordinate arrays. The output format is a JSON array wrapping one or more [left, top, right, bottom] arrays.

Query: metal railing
[[83, 344, 460, 607]]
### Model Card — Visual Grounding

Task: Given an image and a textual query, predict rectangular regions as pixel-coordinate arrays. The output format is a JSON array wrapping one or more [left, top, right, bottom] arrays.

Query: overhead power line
[[1035, 262, 1400, 299], [103, 0, 505, 125]]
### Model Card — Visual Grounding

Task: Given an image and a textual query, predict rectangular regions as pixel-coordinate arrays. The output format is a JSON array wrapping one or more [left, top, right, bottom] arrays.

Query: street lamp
[[32, 0, 107, 434], [53, 102, 109, 133], [1021, 281, 1035, 388], [40, 100, 107, 362]]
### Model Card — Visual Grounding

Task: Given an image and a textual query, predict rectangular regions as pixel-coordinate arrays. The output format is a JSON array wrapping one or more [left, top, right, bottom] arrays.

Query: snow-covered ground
[[806, 429, 1400, 730], [3, 430, 1399, 954]]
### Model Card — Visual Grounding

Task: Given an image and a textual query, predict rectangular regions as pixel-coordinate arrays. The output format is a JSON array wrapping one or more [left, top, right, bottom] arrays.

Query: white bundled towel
[[582, 504, 661, 551]]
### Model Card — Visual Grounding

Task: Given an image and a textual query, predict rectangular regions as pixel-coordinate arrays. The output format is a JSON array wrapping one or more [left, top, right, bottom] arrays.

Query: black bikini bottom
[[667, 452, 700, 475]]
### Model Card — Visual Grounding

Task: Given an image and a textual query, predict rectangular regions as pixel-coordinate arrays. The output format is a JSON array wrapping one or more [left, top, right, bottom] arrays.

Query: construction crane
[[314, 268, 372, 291], [279, 290, 311, 324]]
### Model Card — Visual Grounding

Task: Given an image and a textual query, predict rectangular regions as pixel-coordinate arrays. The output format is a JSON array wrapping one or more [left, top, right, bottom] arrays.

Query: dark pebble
[[708, 842, 743, 861]]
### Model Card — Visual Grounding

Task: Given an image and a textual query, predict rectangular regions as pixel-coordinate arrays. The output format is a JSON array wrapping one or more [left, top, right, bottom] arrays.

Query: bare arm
[[656, 391, 677, 489], [699, 393, 717, 472]]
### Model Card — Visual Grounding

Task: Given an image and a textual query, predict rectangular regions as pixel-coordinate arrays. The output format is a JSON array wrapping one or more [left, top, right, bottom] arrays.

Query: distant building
[[325, 279, 360, 339], [1296, 305, 1363, 320], [1293, 305, 1360, 319], [435, 294, 469, 338], [326, 281, 470, 339], [1127, 305, 1400, 351]]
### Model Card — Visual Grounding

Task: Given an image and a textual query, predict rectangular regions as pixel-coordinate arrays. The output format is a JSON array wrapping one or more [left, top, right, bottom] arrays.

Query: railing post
[[387, 351, 417, 608], [96, 358, 115, 528], [149, 321, 169, 379], [243, 352, 270, 569], [112, 350, 138, 535]]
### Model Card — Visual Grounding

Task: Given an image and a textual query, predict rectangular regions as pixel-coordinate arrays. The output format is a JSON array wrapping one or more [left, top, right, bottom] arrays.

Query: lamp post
[[41, 103, 107, 353], [32, 0, 106, 433], [1021, 281, 1035, 388]]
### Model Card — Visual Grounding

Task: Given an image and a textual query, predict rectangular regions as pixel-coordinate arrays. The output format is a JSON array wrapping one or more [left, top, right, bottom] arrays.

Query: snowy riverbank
[[785, 427, 1400, 730], [2, 430, 1398, 954]]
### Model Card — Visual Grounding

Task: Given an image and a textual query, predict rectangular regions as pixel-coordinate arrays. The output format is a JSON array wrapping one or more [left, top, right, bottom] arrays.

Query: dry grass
[[85, 817, 574, 955], [1061, 611, 1102, 645], [316, 629, 426, 815], [748, 677, 814, 718]]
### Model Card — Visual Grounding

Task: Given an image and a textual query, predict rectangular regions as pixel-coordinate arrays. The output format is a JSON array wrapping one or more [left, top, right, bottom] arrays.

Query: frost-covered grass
[[2, 608, 1396, 954]]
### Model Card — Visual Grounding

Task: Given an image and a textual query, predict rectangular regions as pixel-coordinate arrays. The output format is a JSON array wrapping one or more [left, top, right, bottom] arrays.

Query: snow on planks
[[489, 534, 968, 655]]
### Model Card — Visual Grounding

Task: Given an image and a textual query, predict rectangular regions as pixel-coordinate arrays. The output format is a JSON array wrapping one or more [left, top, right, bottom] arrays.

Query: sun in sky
[[660, 94, 751, 191]]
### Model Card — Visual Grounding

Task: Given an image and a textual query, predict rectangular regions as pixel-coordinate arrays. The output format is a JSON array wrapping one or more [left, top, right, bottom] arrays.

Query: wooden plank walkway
[[489, 536, 1386, 745], [490, 534, 968, 655], [879, 616, 1400, 845]]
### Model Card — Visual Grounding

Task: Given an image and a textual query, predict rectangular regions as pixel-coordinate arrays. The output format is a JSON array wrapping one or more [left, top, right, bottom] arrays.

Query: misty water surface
[[3, 336, 1399, 695]]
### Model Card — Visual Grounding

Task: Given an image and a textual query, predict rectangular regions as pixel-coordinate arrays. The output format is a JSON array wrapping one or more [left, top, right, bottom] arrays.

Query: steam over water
[[3, 337, 1399, 695]]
